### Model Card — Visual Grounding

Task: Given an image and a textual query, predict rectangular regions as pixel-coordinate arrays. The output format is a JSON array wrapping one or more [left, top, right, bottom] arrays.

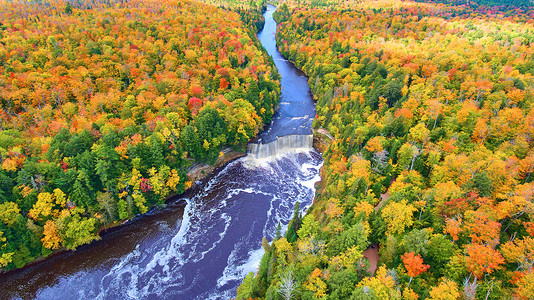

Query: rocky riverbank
[[186, 148, 246, 186], [312, 128, 333, 153]]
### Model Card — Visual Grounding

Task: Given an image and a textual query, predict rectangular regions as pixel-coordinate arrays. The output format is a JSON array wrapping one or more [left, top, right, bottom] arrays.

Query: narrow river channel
[[0, 4, 322, 299]]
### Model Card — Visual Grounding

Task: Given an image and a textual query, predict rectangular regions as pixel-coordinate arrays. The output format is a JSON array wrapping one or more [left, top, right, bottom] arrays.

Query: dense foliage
[[425, 0, 533, 8], [238, 0, 534, 299], [202, 0, 269, 32], [0, 0, 280, 270]]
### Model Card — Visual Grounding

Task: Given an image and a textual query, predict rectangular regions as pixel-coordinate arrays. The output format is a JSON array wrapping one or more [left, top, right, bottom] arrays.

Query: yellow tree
[[381, 200, 416, 236], [356, 266, 401, 299], [428, 279, 461, 300], [409, 123, 430, 146], [274, 237, 294, 266], [365, 136, 386, 153], [28, 188, 67, 221], [28, 192, 55, 221], [166, 169, 181, 191], [403, 287, 419, 300], [303, 268, 328, 298], [501, 237, 534, 273], [472, 118, 490, 144], [55, 208, 99, 250], [329, 246, 363, 270], [0, 231, 14, 268], [347, 154, 372, 194], [515, 270, 534, 300], [42, 220, 62, 250], [0, 202, 20, 226], [325, 198, 344, 219]]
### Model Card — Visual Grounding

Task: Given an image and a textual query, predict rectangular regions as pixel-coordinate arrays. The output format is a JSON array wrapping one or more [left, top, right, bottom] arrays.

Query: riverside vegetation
[[2, 0, 534, 298], [237, 0, 534, 299], [0, 0, 279, 271]]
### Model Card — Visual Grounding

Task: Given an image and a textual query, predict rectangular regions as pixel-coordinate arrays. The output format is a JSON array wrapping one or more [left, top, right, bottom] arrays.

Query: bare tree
[[463, 275, 478, 300], [279, 271, 296, 300], [372, 149, 389, 174]]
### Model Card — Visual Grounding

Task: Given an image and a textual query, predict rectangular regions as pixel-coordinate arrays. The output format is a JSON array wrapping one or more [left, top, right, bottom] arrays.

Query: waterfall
[[247, 134, 313, 159]]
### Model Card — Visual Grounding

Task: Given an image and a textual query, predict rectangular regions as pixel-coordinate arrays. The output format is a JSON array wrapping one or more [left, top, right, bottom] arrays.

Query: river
[[0, 4, 321, 299]]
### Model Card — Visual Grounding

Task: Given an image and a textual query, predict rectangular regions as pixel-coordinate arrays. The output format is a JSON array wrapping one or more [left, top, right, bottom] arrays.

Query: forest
[[238, 0, 534, 299], [423, 0, 533, 8], [0, 0, 279, 270]]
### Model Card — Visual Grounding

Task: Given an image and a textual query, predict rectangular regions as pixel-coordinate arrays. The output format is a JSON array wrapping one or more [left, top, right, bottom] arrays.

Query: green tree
[[298, 214, 320, 239], [180, 125, 202, 160], [426, 234, 454, 274], [237, 272, 259, 299], [327, 270, 359, 299], [194, 108, 228, 162], [96, 192, 116, 221], [329, 222, 369, 256], [402, 228, 431, 256], [285, 202, 302, 243], [56, 208, 99, 250]]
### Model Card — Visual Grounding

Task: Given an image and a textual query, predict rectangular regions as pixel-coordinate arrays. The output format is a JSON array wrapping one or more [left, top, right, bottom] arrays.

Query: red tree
[[402, 252, 430, 287], [465, 244, 505, 278]]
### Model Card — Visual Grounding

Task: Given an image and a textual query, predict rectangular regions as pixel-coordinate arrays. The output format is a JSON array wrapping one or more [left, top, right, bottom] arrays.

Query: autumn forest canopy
[[2, 0, 534, 298], [237, 0, 534, 299], [0, 0, 279, 270]]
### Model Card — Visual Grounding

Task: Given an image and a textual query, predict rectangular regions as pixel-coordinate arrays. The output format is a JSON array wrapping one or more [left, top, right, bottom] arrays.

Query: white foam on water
[[211, 152, 323, 298], [290, 115, 309, 120], [299, 162, 323, 191], [225, 187, 258, 196], [127, 193, 231, 297], [200, 158, 243, 192], [217, 246, 265, 290], [93, 244, 144, 298], [200, 289, 234, 300], [35, 148, 323, 300], [263, 193, 280, 234], [243, 148, 314, 169], [92, 198, 198, 298], [193, 212, 232, 263], [164, 197, 195, 264], [242, 156, 276, 170], [168, 152, 317, 298]]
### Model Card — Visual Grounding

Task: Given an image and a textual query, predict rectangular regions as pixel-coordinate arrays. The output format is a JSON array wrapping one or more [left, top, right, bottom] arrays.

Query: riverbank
[[187, 148, 246, 185], [312, 128, 333, 154], [0, 148, 246, 276]]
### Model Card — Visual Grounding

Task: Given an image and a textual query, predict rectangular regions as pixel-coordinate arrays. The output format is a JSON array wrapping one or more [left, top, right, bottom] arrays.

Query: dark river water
[[0, 4, 321, 299]]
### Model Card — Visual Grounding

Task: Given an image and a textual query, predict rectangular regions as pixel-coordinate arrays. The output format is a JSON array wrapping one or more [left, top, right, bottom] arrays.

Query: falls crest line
[[246, 134, 313, 159]]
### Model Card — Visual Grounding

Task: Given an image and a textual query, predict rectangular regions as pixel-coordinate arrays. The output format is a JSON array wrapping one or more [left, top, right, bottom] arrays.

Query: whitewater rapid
[[29, 151, 322, 299]]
